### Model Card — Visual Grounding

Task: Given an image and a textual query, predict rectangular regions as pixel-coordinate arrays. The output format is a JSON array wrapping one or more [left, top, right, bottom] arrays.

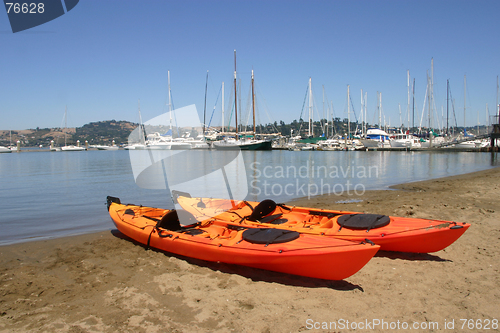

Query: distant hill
[[75, 120, 138, 146], [0, 120, 139, 147]]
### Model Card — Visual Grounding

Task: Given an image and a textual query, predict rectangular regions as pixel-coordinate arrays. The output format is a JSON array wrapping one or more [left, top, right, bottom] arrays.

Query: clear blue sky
[[1, 0, 499, 130]]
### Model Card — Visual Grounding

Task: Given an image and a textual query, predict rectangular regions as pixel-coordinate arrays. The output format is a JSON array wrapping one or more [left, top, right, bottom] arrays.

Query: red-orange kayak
[[107, 196, 379, 280], [175, 195, 470, 253]]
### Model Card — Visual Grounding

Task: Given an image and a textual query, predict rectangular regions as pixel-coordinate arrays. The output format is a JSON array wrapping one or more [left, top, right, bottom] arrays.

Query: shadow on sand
[[111, 229, 364, 292], [375, 250, 452, 262]]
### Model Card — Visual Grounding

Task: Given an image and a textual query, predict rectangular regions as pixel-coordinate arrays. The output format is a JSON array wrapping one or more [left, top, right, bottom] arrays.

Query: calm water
[[0, 149, 498, 245]]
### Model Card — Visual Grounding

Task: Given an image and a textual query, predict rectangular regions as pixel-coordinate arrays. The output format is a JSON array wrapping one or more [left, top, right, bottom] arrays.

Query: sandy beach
[[1, 167, 499, 332]]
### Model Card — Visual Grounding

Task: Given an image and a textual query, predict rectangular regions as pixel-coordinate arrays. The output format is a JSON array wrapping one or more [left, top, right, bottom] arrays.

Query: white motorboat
[[390, 133, 422, 148], [96, 145, 119, 150], [60, 107, 85, 152], [146, 133, 191, 150], [317, 139, 342, 151], [360, 128, 391, 148], [0, 146, 12, 153], [61, 145, 86, 151], [420, 136, 447, 148], [123, 143, 147, 150], [453, 140, 481, 149]]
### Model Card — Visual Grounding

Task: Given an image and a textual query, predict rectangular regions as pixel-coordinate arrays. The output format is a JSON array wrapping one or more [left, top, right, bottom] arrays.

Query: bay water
[[0, 149, 497, 245]]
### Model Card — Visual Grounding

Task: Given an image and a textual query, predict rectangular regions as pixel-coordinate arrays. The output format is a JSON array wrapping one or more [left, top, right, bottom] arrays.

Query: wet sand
[[1, 167, 499, 332]]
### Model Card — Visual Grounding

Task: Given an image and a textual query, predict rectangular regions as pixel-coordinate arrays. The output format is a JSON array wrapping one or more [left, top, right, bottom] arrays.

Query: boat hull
[[107, 199, 379, 280], [61, 145, 86, 151], [0, 146, 12, 153], [361, 139, 391, 148], [177, 197, 470, 253], [213, 140, 272, 150]]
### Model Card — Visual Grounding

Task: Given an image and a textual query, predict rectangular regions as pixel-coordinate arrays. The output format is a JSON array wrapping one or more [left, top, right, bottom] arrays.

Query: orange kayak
[[175, 195, 470, 253], [106, 196, 379, 280]]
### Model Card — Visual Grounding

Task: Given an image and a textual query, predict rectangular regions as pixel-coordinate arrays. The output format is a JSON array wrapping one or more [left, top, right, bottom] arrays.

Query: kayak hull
[[107, 199, 379, 280], [176, 197, 470, 253]]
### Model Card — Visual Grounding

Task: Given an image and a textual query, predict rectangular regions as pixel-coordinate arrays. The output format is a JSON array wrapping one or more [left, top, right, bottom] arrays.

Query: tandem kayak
[[106, 196, 379, 281], [174, 194, 470, 253]]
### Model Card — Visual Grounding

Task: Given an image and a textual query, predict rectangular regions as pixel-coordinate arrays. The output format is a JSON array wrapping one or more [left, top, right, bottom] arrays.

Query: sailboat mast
[[399, 103, 401, 129], [364, 91, 367, 136], [447, 80, 449, 135], [497, 75, 499, 119], [252, 69, 256, 138], [347, 84, 350, 140], [380, 93, 383, 130], [308, 77, 312, 137], [377, 91, 381, 128], [322, 85, 326, 138], [168, 70, 172, 137], [234, 50, 238, 135], [64, 106, 67, 146], [427, 71, 432, 146], [412, 78, 415, 131], [407, 70, 410, 131], [221, 82, 224, 132], [486, 103, 488, 134], [203, 70, 209, 137], [138, 99, 145, 144], [430, 58, 433, 146], [360, 89, 363, 137], [464, 74, 466, 131], [331, 101, 334, 135]]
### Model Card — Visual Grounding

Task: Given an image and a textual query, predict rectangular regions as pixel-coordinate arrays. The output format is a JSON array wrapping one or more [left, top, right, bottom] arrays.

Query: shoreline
[[1, 167, 499, 332]]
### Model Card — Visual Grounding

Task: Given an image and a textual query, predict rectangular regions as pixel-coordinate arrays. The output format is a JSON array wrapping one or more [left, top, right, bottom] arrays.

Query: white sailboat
[[124, 100, 147, 150], [0, 146, 12, 153], [419, 59, 449, 148], [146, 71, 191, 150], [390, 71, 422, 148], [61, 106, 86, 151], [7, 130, 18, 151], [96, 140, 119, 150]]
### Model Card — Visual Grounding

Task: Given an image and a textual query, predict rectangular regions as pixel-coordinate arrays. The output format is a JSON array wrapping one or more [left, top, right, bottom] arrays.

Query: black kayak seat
[[124, 209, 135, 216], [157, 209, 199, 231], [337, 214, 390, 231], [242, 228, 300, 245], [247, 199, 277, 221]]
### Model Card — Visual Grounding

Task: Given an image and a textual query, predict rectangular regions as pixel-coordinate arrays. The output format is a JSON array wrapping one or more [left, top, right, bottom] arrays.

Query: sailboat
[[96, 140, 120, 150], [124, 100, 147, 150], [0, 146, 12, 153], [297, 77, 326, 145], [60, 106, 86, 151], [213, 51, 272, 151], [453, 75, 479, 148], [146, 71, 192, 150], [390, 71, 421, 148], [361, 92, 391, 148], [420, 59, 447, 148]]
